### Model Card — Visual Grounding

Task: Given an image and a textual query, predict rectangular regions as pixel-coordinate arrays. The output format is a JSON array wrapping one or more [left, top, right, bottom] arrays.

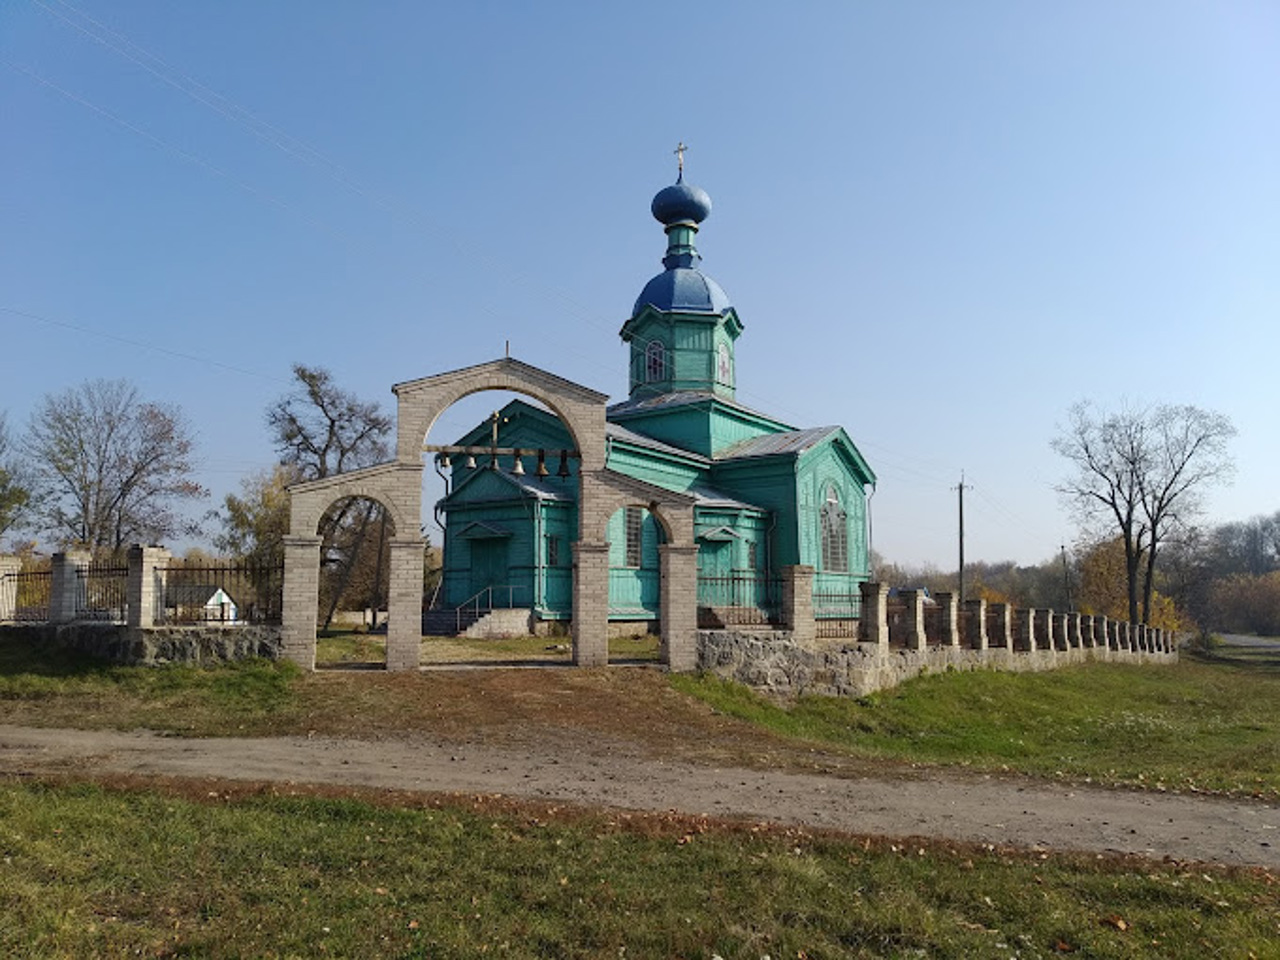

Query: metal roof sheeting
[[715, 426, 842, 461]]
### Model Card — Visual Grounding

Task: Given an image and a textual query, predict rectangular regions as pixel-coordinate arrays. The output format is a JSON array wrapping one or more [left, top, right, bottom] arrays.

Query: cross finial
[[674, 141, 687, 179]]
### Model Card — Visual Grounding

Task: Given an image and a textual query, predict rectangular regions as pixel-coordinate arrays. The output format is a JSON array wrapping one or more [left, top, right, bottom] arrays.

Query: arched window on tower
[[645, 341, 667, 383], [821, 485, 848, 573]]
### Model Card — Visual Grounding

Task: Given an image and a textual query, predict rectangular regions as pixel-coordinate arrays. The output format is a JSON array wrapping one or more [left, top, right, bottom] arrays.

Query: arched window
[[645, 341, 667, 382], [820, 485, 848, 573]]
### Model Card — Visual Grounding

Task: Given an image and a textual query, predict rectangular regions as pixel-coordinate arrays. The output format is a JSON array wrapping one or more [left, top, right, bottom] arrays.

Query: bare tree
[[1053, 401, 1234, 624], [266, 365, 393, 627], [22, 380, 206, 553], [266, 365, 391, 480], [0, 412, 31, 541]]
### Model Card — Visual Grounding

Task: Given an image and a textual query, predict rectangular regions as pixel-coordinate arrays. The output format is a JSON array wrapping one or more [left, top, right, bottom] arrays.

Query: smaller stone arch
[[580, 470, 698, 670], [283, 462, 425, 673], [288, 462, 420, 539]]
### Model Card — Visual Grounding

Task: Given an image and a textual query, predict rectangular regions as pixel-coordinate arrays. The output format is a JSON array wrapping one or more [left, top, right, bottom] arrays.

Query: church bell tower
[[620, 148, 743, 400]]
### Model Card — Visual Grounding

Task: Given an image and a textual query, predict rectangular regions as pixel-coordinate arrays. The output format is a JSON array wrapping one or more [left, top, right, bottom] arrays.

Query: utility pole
[[955, 473, 966, 608], [1061, 544, 1073, 612]]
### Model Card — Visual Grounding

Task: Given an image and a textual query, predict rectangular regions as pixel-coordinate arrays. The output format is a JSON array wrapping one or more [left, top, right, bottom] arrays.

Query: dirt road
[[2, 723, 1276, 868]]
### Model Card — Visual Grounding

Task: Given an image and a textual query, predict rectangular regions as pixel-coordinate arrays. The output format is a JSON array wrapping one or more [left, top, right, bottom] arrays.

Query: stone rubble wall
[[0, 623, 282, 667], [697, 629, 1177, 699]]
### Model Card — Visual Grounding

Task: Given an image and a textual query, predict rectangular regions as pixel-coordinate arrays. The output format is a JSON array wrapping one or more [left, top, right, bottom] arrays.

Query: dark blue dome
[[634, 267, 732, 315], [651, 180, 712, 225]]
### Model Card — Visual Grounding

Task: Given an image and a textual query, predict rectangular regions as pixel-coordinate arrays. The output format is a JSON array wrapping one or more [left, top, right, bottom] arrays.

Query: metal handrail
[[455, 584, 524, 633]]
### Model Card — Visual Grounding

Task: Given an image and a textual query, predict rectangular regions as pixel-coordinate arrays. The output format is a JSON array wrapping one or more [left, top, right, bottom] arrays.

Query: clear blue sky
[[2, 1, 1276, 566]]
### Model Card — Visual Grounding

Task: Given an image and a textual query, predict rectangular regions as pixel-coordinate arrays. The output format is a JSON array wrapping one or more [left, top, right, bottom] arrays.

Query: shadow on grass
[[0, 640, 116, 680], [1186, 638, 1280, 673]]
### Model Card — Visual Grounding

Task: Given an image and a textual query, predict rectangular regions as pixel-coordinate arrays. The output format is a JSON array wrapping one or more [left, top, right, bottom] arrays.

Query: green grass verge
[[0, 642, 301, 734], [1, 780, 1275, 959], [316, 633, 660, 665], [673, 653, 1280, 797]]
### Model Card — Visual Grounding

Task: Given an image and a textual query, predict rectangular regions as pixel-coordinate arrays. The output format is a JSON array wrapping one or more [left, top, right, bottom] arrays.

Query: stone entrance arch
[[283, 461, 423, 670], [282, 357, 700, 671]]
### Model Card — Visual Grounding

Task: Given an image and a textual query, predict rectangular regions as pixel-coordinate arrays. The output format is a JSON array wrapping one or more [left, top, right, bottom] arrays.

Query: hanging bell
[[489, 452, 500, 471], [438, 453, 451, 469], [464, 454, 477, 469], [535, 449, 549, 477], [557, 450, 571, 478], [511, 454, 525, 476]]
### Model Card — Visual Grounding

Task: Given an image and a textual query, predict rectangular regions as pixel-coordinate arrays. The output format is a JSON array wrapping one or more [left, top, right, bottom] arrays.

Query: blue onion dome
[[634, 269, 732, 316], [651, 178, 712, 225]]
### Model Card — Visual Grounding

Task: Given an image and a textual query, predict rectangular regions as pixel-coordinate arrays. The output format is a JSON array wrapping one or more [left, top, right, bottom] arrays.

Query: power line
[[17, 2, 966, 490], [1, 306, 291, 384]]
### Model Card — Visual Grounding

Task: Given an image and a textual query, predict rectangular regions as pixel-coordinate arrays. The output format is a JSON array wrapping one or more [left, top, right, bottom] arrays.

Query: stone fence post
[[1054, 613, 1069, 651], [964, 598, 988, 650], [781, 564, 815, 648], [987, 603, 1012, 650], [1080, 615, 1094, 648], [1093, 615, 1110, 650], [50, 550, 90, 624], [859, 581, 888, 649], [933, 592, 960, 647], [126, 545, 171, 629], [1015, 608, 1036, 652], [901, 589, 926, 650], [0, 556, 20, 622]]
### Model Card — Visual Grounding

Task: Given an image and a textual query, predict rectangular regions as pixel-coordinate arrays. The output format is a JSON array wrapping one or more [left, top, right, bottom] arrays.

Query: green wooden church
[[435, 169, 876, 627]]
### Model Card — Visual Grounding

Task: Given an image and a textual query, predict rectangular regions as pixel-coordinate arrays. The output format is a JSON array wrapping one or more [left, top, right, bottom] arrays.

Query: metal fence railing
[[697, 573, 782, 628], [155, 562, 284, 625], [75, 562, 129, 622], [814, 587, 861, 639], [0, 569, 52, 622]]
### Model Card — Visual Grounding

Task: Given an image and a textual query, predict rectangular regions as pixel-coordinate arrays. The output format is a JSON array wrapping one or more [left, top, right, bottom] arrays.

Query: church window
[[645, 341, 667, 382], [716, 342, 731, 384], [747, 541, 758, 571], [546, 534, 561, 567], [624, 507, 644, 568], [821, 485, 848, 573]]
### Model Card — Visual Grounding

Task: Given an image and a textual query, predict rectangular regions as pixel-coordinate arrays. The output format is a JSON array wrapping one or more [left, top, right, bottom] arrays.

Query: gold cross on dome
[[674, 141, 687, 176]]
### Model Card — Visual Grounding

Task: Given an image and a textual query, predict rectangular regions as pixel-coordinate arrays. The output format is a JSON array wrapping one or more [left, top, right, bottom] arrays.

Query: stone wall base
[[1, 623, 283, 666], [697, 630, 1177, 699]]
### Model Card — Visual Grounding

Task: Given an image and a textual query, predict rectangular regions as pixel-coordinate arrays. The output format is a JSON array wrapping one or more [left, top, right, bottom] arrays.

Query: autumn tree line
[[0, 380, 1270, 637]]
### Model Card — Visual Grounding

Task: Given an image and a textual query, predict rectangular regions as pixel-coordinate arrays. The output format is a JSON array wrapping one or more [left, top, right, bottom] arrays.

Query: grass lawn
[[2, 778, 1276, 959], [674, 643, 1280, 798], [0, 635, 1277, 797]]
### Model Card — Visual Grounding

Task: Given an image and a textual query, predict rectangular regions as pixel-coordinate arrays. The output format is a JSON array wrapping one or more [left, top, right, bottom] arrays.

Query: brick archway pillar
[[282, 535, 322, 670], [386, 537, 425, 671], [660, 544, 699, 671], [572, 541, 610, 666]]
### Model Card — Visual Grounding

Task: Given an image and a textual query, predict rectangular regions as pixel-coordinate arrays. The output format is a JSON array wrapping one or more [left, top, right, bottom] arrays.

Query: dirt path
[[2, 723, 1276, 868]]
